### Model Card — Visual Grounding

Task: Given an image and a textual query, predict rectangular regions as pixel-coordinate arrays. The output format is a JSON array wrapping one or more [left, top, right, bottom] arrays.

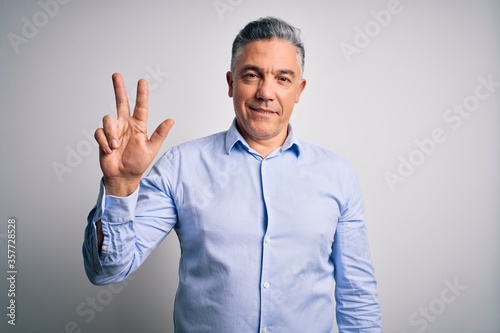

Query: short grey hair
[[230, 17, 305, 76]]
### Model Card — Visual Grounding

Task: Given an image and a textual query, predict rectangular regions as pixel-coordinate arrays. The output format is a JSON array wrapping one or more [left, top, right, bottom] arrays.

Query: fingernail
[[105, 147, 112, 154], [110, 139, 118, 149]]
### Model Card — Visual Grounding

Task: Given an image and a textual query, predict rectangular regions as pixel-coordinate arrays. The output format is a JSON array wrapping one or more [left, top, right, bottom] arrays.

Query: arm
[[83, 168, 177, 285], [332, 173, 382, 332], [82, 73, 175, 284]]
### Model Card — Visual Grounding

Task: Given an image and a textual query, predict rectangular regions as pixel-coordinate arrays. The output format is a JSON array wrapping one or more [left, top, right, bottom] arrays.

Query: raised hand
[[94, 73, 174, 196]]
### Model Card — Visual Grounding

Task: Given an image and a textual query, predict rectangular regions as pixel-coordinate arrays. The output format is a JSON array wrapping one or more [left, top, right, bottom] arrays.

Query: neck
[[237, 125, 288, 158], [246, 139, 282, 158]]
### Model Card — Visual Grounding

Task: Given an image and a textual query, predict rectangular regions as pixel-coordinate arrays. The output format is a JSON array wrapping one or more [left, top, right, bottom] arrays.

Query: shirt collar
[[225, 118, 301, 157]]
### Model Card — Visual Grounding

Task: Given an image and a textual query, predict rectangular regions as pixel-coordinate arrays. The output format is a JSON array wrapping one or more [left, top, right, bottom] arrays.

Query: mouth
[[248, 105, 277, 116]]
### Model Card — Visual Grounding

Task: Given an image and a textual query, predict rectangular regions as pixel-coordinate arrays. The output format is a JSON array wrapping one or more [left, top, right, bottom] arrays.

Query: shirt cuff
[[92, 178, 140, 224]]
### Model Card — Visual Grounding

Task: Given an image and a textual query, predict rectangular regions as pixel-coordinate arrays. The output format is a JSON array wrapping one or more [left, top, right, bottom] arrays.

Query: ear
[[294, 78, 307, 103], [226, 71, 234, 97]]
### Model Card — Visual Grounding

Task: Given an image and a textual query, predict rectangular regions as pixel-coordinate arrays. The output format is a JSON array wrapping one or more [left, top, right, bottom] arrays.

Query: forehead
[[235, 39, 300, 71]]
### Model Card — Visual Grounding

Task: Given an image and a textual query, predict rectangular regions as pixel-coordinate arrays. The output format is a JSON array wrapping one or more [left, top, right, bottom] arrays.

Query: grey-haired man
[[84, 17, 382, 332]]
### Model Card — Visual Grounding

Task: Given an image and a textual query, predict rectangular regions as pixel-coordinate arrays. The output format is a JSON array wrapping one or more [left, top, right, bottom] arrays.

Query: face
[[226, 39, 306, 149]]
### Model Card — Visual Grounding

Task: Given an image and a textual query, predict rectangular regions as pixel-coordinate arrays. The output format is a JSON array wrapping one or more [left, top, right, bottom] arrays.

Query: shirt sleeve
[[331, 171, 383, 332], [82, 152, 178, 285]]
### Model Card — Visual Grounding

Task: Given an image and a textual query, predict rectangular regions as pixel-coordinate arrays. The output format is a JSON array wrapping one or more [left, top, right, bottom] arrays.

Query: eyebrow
[[239, 65, 296, 78]]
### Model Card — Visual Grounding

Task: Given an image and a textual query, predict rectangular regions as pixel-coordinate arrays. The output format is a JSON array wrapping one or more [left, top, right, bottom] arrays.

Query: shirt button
[[263, 281, 270, 289], [265, 196, 270, 201], [101, 245, 107, 251], [265, 236, 271, 243], [262, 328, 268, 333]]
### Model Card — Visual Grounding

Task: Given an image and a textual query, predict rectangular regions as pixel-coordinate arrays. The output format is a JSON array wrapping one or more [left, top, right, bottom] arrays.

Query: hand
[[94, 73, 174, 196]]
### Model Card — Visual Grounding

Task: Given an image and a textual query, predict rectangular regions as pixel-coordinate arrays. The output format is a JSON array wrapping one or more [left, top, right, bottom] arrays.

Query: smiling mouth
[[249, 106, 276, 115]]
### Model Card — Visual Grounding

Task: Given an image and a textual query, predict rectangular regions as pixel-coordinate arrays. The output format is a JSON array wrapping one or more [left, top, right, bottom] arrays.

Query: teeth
[[252, 107, 272, 114]]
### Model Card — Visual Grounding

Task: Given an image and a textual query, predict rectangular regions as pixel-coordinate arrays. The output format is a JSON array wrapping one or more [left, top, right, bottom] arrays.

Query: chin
[[248, 127, 278, 140]]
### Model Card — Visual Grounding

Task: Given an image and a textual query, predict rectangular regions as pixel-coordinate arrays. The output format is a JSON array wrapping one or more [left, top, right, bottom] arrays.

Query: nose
[[256, 78, 275, 101]]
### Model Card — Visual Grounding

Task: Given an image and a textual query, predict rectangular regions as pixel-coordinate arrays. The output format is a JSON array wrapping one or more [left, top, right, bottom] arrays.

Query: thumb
[[148, 118, 175, 153]]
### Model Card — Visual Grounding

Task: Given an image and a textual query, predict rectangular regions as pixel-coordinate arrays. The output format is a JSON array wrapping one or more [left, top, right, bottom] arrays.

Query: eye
[[240, 72, 261, 84], [278, 76, 292, 84], [243, 73, 259, 79]]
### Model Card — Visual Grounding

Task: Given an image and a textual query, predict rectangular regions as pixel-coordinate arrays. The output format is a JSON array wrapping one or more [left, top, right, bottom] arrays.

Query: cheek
[[280, 91, 299, 108], [235, 83, 257, 98], [233, 94, 246, 110]]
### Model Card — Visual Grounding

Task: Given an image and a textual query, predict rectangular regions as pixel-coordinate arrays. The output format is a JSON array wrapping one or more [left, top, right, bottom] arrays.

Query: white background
[[0, 0, 499, 332]]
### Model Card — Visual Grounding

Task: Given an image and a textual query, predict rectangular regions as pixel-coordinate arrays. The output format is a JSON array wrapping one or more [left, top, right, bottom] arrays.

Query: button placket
[[259, 157, 272, 330]]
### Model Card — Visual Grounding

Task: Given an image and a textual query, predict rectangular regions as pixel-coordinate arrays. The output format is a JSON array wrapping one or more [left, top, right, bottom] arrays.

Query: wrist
[[103, 176, 140, 197]]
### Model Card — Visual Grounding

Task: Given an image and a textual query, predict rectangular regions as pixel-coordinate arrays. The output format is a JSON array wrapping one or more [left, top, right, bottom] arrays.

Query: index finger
[[112, 73, 130, 119]]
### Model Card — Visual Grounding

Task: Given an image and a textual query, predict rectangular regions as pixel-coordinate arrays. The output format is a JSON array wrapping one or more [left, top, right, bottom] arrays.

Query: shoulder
[[295, 138, 363, 206], [176, 131, 227, 151], [154, 130, 227, 167], [297, 138, 354, 173]]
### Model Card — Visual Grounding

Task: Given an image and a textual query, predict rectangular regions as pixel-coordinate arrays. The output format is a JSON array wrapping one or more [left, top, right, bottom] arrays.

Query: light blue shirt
[[83, 120, 382, 332]]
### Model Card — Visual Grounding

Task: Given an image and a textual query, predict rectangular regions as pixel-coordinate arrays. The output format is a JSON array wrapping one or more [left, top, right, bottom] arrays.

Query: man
[[83, 17, 382, 332]]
